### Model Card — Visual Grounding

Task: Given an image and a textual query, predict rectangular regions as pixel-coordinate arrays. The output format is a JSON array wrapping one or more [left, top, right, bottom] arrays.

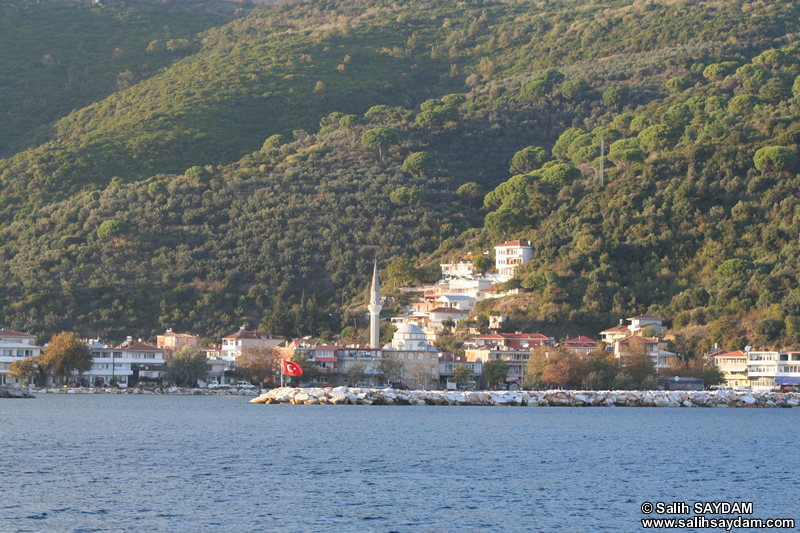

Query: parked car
[[206, 380, 222, 389], [236, 381, 255, 389]]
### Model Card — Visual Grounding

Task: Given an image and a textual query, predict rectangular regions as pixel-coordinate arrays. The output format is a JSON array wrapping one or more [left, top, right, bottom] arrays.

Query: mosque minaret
[[368, 260, 382, 349]]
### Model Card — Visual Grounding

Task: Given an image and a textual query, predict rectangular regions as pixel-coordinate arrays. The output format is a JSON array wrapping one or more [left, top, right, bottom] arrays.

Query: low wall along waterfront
[[250, 387, 800, 408]]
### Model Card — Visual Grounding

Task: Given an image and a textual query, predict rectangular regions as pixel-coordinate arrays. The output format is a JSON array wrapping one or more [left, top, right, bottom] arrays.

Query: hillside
[[2, 0, 800, 350], [0, 0, 226, 157]]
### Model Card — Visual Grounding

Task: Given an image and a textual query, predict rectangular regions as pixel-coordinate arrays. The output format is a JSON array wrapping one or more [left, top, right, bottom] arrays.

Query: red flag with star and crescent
[[283, 360, 303, 377]]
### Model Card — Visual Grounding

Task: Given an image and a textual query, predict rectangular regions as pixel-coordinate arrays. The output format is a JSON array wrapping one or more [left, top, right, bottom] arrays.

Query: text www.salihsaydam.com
[[641, 516, 795, 530]]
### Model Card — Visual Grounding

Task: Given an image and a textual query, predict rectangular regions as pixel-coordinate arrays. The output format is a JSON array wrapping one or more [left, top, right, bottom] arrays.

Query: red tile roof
[[564, 335, 598, 347], [0, 329, 34, 337], [712, 350, 747, 358], [495, 240, 531, 248]]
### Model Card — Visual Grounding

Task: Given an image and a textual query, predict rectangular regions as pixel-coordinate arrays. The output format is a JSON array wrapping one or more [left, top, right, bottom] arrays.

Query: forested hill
[[2, 0, 800, 350]]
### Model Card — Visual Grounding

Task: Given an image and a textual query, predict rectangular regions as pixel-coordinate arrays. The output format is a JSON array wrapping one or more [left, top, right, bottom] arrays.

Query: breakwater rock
[[0, 387, 35, 398], [249, 387, 800, 408]]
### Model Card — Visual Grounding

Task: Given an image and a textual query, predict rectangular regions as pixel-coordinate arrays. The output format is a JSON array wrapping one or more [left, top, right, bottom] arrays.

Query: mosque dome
[[392, 323, 430, 350]]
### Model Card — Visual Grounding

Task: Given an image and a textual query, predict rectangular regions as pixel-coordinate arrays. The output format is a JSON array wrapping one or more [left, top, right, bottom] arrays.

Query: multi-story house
[[776, 351, 800, 389], [85, 337, 166, 388], [440, 260, 474, 279], [464, 344, 531, 385], [627, 314, 666, 336], [613, 336, 674, 373], [0, 330, 42, 386], [709, 350, 749, 388], [423, 281, 451, 302], [279, 341, 340, 387], [563, 336, 598, 356], [600, 315, 666, 343], [463, 333, 552, 385], [747, 350, 778, 390], [220, 327, 284, 361], [428, 307, 470, 327], [494, 240, 533, 280], [600, 320, 632, 344], [156, 328, 200, 355], [336, 346, 385, 388], [439, 353, 482, 390], [467, 332, 552, 350], [434, 294, 476, 312]]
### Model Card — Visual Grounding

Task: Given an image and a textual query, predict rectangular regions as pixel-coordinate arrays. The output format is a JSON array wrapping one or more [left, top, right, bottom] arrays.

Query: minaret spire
[[368, 259, 382, 349]]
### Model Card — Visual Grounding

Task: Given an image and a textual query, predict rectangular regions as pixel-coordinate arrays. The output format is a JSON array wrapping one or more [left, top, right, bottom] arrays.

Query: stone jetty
[[249, 387, 800, 408]]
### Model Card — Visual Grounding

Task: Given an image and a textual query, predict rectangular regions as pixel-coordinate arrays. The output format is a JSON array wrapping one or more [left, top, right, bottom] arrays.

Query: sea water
[[2, 394, 798, 532]]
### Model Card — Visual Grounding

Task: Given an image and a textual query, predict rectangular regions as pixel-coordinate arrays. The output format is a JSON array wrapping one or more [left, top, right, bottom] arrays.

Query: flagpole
[[281, 359, 284, 388]]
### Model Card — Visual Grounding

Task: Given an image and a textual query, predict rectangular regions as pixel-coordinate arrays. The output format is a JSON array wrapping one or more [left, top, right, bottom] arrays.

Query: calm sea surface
[[1, 394, 798, 532]]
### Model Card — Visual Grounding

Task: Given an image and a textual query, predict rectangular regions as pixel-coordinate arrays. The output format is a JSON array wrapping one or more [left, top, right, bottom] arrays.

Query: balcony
[[747, 369, 776, 377]]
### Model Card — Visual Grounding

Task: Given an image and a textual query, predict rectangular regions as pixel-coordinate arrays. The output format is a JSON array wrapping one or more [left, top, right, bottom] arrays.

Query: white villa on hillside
[[494, 240, 532, 280], [627, 314, 666, 336]]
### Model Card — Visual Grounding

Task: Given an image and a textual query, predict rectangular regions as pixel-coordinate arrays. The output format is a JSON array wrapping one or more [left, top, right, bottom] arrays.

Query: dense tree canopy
[[165, 346, 208, 386]]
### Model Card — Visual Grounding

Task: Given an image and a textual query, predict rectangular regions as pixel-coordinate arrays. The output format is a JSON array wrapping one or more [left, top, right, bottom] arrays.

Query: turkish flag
[[283, 360, 303, 377]]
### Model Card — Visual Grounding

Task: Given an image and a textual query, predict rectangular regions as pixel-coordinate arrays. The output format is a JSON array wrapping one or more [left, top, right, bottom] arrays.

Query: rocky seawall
[[0, 387, 35, 398], [250, 387, 800, 408]]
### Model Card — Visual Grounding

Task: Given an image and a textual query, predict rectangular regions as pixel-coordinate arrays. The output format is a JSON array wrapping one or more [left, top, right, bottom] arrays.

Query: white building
[[435, 294, 476, 312], [220, 327, 284, 361], [710, 350, 749, 388], [0, 330, 42, 386], [613, 336, 674, 374], [440, 260, 474, 279], [494, 240, 533, 280], [627, 314, 666, 336], [776, 351, 800, 389], [428, 307, 470, 326], [85, 338, 166, 388], [447, 277, 496, 300], [747, 351, 778, 391]]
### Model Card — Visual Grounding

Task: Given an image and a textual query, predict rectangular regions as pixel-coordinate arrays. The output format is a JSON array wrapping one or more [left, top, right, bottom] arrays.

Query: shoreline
[[11, 386, 800, 407], [250, 387, 800, 408]]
